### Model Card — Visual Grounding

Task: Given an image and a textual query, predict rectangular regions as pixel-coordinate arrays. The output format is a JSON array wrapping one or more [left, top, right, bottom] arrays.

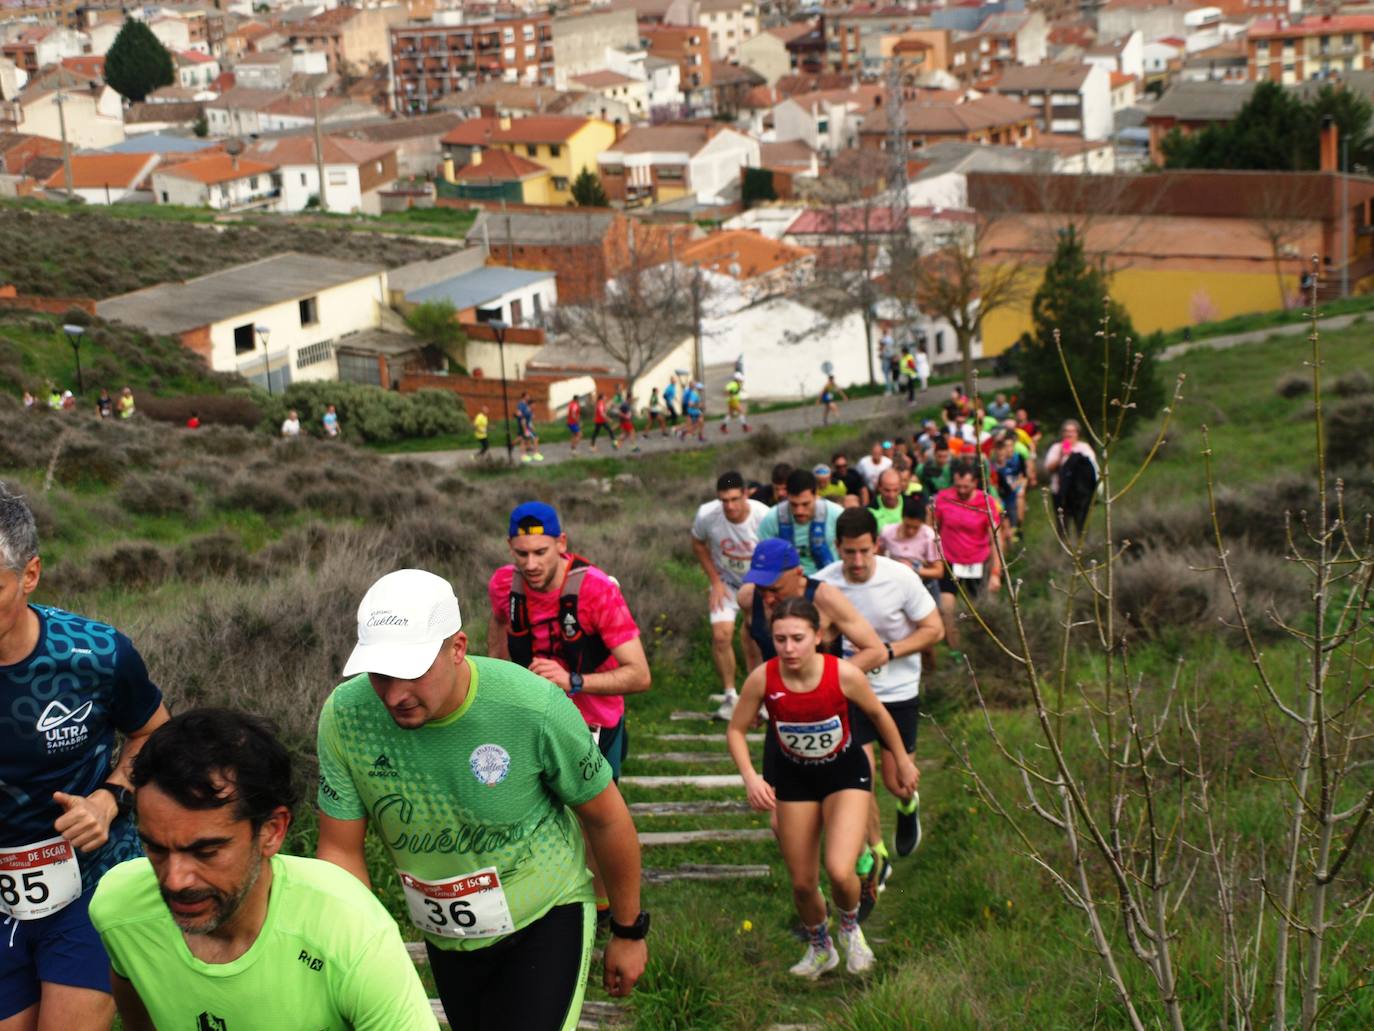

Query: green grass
[[1160, 292, 1374, 345]]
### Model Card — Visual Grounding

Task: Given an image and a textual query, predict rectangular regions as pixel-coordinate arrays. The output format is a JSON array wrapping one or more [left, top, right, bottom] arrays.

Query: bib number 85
[[0, 872, 50, 908], [422, 898, 476, 930]]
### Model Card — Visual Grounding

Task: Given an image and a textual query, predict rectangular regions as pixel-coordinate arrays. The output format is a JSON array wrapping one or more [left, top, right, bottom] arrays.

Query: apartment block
[[391, 13, 553, 112]]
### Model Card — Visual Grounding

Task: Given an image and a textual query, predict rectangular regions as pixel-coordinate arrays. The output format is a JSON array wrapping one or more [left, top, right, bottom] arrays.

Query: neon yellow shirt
[[474, 412, 489, 439], [89, 854, 437, 1031]]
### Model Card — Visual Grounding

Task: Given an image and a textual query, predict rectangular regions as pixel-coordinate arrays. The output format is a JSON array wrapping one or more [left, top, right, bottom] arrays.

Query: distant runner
[[0, 481, 170, 1031], [818, 376, 846, 425], [91, 709, 436, 1031], [317, 569, 649, 1031], [515, 392, 543, 463], [726, 597, 916, 978], [474, 404, 490, 459], [721, 372, 750, 434], [566, 396, 583, 454]]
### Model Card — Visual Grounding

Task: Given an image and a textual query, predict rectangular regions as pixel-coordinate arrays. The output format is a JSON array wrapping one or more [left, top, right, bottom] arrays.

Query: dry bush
[[1114, 544, 1304, 643], [216, 475, 300, 516], [118, 472, 197, 518], [745, 424, 787, 458], [181, 456, 238, 491], [176, 426, 263, 458], [1332, 368, 1372, 397], [1275, 373, 1312, 399], [435, 474, 467, 496], [44, 543, 172, 594], [1326, 396, 1374, 468], [139, 394, 262, 429], [174, 532, 264, 581]]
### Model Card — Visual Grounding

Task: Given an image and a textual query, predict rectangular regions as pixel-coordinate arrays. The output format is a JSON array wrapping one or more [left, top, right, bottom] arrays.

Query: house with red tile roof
[[596, 122, 759, 206], [152, 153, 279, 211], [244, 134, 398, 213], [175, 49, 220, 89], [487, 114, 616, 204], [43, 153, 160, 204], [772, 84, 883, 154], [681, 228, 813, 302], [858, 92, 1038, 151], [440, 147, 554, 204]]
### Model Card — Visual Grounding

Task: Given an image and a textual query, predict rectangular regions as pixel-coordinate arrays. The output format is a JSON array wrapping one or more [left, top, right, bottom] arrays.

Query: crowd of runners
[[0, 385, 1100, 1030]]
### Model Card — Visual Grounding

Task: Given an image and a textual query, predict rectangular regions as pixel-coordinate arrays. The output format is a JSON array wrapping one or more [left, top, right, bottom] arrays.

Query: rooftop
[[491, 115, 592, 143], [1148, 79, 1256, 122], [862, 93, 1038, 134], [245, 134, 395, 167], [453, 148, 548, 180], [680, 230, 810, 278], [604, 124, 717, 155], [992, 62, 1095, 91], [406, 265, 553, 310], [1250, 14, 1374, 38], [155, 153, 276, 184], [571, 69, 638, 88], [441, 117, 502, 147], [97, 254, 386, 335], [43, 153, 156, 190]]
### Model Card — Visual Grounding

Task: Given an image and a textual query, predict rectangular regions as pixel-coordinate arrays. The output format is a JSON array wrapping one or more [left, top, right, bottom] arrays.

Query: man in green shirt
[[868, 469, 905, 531], [315, 568, 649, 1031], [88, 709, 436, 1031]]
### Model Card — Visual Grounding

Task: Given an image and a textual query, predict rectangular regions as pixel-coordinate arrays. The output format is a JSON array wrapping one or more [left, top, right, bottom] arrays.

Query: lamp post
[[62, 324, 84, 395], [256, 324, 272, 395], [489, 318, 514, 464]]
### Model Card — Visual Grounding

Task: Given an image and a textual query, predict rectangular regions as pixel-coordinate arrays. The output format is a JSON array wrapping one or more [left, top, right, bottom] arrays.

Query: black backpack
[[1056, 452, 1097, 530]]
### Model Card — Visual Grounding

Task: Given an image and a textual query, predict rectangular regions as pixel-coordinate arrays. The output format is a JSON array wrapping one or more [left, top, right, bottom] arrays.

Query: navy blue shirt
[[0, 605, 162, 884]]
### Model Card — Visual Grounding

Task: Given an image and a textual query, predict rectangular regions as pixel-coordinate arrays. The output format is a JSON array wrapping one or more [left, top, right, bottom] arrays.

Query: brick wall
[[0, 291, 97, 316], [399, 372, 553, 421], [178, 326, 213, 363]]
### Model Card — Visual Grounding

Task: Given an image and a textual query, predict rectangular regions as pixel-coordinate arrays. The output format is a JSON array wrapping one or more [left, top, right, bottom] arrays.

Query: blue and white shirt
[[1, 605, 162, 885]]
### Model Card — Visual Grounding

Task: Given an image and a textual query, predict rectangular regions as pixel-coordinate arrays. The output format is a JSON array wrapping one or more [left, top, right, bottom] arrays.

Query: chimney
[[499, 114, 511, 130], [472, 149, 482, 166], [1320, 114, 1338, 173]]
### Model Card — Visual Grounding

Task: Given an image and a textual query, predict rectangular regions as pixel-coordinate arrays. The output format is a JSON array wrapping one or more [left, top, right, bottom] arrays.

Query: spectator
[[914, 347, 930, 393], [321, 404, 340, 438], [185, 411, 201, 430], [988, 393, 1012, 420], [60, 390, 75, 411], [474, 403, 490, 459], [899, 347, 917, 405], [1043, 419, 1099, 534], [96, 388, 112, 419], [46, 385, 62, 411], [22, 389, 35, 410], [878, 328, 896, 395], [116, 386, 136, 420], [281, 409, 302, 438]]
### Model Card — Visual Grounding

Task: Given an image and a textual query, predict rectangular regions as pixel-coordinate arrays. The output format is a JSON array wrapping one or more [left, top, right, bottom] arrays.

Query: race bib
[[400, 866, 515, 940], [952, 562, 984, 580], [776, 716, 844, 761], [0, 836, 82, 920]]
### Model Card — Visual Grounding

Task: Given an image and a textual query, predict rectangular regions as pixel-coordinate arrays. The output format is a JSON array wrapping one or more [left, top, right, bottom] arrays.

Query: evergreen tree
[[105, 21, 175, 103], [570, 167, 609, 207], [1014, 226, 1166, 431]]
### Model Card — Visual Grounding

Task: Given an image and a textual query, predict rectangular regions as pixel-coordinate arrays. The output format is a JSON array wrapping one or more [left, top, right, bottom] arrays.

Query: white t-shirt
[[856, 455, 893, 492], [691, 498, 770, 589], [815, 555, 936, 702], [281, 418, 301, 437]]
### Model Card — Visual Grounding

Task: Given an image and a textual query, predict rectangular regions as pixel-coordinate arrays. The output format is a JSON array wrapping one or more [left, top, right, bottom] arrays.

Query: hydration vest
[[775, 501, 835, 569], [507, 556, 612, 674]]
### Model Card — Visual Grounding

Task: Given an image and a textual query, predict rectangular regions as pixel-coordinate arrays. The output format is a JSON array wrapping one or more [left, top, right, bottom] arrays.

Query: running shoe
[[713, 694, 737, 722], [837, 926, 875, 974], [895, 792, 922, 857], [788, 941, 839, 980], [875, 851, 893, 893], [533, 453, 544, 462], [857, 872, 879, 923], [521, 454, 532, 463]]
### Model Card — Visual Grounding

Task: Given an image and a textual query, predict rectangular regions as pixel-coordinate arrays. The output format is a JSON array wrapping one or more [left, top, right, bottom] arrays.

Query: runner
[[663, 376, 680, 427], [757, 468, 843, 576], [90, 709, 436, 1031], [589, 393, 617, 451], [817, 508, 943, 870], [647, 388, 668, 436], [899, 347, 917, 405], [565, 395, 583, 453], [515, 392, 544, 463], [856, 442, 893, 495], [616, 394, 640, 453], [814, 464, 847, 504], [317, 569, 648, 1031], [868, 469, 904, 532], [322, 404, 340, 438], [0, 481, 170, 1031], [750, 463, 791, 506], [721, 372, 750, 434], [487, 502, 650, 923], [726, 597, 917, 978], [684, 382, 705, 441], [930, 459, 1003, 658], [829, 453, 869, 508], [817, 376, 846, 426], [990, 431, 1028, 538], [689, 471, 769, 721], [474, 404, 490, 460]]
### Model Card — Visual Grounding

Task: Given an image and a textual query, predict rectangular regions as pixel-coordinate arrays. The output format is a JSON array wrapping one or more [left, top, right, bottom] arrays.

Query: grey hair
[[1061, 419, 1082, 434], [0, 481, 39, 573]]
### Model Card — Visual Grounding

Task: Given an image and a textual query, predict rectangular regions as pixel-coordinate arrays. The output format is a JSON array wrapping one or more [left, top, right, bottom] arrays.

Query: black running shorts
[[771, 743, 873, 804]]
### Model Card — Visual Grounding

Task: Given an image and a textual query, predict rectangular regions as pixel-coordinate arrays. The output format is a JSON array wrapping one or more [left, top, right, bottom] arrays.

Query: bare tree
[[1247, 174, 1319, 310]]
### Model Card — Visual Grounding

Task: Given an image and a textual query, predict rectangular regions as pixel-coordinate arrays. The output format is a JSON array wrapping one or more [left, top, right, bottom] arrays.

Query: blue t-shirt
[[516, 400, 533, 430], [993, 453, 1027, 497], [0, 605, 162, 885], [664, 383, 677, 403]]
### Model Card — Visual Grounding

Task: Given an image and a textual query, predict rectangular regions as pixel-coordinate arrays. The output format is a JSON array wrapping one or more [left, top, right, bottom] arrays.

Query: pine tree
[[105, 21, 175, 103], [1013, 226, 1165, 431], [570, 167, 608, 207]]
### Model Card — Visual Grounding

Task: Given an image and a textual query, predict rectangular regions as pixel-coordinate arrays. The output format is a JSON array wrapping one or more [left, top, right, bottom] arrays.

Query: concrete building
[[283, 4, 407, 74], [390, 12, 555, 112], [597, 123, 759, 206], [245, 134, 398, 213], [641, 23, 711, 102], [2, 73, 125, 148], [570, 70, 648, 118], [404, 265, 556, 330], [42, 152, 158, 203], [991, 63, 1112, 141], [772, 85, 883, 155], [552, 8, 639, 89], [665, 0, 759, 62], [1145, 79, 1254, 163], [151, 153, 279, 210], [859, 93, 1039, 152], [97, 253, 390, 392], [1247, 14, 1374, 84], [174, 49, 219, 89]]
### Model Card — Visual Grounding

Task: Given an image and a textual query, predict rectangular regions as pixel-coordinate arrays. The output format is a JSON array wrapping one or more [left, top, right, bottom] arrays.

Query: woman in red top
[[566, 395, 583, 453], [727, 597, 916, 980]]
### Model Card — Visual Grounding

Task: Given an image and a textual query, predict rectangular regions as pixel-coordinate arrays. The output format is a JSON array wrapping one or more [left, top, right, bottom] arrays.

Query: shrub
[[257, 382, 467, 444], [139, 394, 263, 429], [1324, 396, 1374, 469], [1275, 373, 1311, 398], [216, 475, 300, 516], [174, 532, 263, 581], [1332, 368, 1372, 397], [118, 472, 197, 517]]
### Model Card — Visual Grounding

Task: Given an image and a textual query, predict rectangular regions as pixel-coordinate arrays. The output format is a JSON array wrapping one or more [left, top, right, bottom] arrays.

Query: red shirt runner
[[765, 654, 851, 764]]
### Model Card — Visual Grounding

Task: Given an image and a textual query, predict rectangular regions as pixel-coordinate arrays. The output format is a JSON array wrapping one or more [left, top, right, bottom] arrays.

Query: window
[[527, 144, 538, 156], [657, 165, 684, 181], [475, 306, 501, 323], [160, 191, 169, 203], [549, 144, 561, 157], [522, 24, 533, 39], [299, 296, 318, 326], [296, 340, 332, 368], [234, 323, 255, 354], [816, 117, 829, 133], [511, 298, 523, 324], [525, 43, 535, 58], [602, 163, 623, 176], [250, 176, 259, 189], [300, 172, 308, 185], [502, 27, 514, 41], [934, 330, 945, 355], [328, 170, 348, 186], [532, 293, 543, 321], [553, 176, 569, 190]]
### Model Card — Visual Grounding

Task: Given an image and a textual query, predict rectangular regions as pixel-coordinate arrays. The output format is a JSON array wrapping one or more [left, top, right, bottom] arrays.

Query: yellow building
[[488, 115, 616, 205], [441, 148, 556, 205]]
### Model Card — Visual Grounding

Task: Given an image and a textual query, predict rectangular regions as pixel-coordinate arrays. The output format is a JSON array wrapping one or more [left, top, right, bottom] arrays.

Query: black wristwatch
[[885, 643, 895, 663], [569, 672, 584, 695], [97, 782, 133, 818], [609, 910, 651, 940]]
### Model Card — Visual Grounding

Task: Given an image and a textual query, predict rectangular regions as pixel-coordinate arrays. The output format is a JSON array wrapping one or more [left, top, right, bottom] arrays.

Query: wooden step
[[431, 997, 627, 1029], [643, 863, 772, 884], [633, 751, 741, 764], [670, 710, 716, 721], [629, 799, 752, 816], [620, 773, 742, 788], [640, 828, 771, 846], [653, 733, 763, 743]]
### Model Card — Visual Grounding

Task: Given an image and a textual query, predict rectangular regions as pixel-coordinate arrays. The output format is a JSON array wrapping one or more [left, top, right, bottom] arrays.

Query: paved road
[[401, 376, 1016, 471], [1159, 311, 1364, 361]]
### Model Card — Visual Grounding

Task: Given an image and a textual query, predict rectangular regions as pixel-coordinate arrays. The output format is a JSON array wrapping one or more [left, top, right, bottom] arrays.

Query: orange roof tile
[[681, 230, 811, 278], [156, 153, 276, 184], [441, 116, 501, 146], [453, 148, 548, 181], [491, 115, 590, 144], [1109, 71, 1136, 88], [44, 153, 157, 190]]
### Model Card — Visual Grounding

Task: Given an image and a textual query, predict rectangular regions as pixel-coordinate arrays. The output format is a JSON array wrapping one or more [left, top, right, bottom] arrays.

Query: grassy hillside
[[3, 322, 1371, 1028], [0, 201, 463, 299]]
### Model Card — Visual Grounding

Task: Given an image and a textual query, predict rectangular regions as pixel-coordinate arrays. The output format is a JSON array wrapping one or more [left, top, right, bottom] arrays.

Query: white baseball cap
[[342, 569, 463, 679]]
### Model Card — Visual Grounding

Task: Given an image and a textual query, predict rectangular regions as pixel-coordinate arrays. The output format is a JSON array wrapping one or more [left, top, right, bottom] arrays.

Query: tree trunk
[[960, 325, 976, 398], [863, 310, 876, 388]]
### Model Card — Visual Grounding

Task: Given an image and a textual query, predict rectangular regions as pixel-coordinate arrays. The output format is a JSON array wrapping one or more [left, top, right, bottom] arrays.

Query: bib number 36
[[0, 836, 82, 921], [400, 866, 515, 940]]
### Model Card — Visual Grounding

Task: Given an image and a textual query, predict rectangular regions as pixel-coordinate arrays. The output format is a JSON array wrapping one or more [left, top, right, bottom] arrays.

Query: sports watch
[[569, 672, 584, 695], [609, 911, 651, 940], [97, 782, 134, 817]]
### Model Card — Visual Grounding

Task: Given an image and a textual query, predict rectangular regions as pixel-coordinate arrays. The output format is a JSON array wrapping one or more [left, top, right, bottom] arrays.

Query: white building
[[9, 82, 126, 148], [665, 0, 759, 62], [43, 152, 158, 204], [97, 254, 390, 391], [991, 62, 1112, 141], [175, 50, 220, 88], [244, 134, 397, 214], [152, 153, 279, 210], [772, 85, 883, 155]]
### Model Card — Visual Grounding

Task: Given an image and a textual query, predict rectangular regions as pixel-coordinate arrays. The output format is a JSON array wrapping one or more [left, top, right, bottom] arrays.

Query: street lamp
[[62, 324, 84, 395], [256, 325, 272, 395], [489, 318, 514, 464]]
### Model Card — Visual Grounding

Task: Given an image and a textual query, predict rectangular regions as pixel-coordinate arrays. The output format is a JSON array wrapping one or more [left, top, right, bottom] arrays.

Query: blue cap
[[509, 501, 562, 539], [813, 464, 831, 477], [742, 539, 800, 586]]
